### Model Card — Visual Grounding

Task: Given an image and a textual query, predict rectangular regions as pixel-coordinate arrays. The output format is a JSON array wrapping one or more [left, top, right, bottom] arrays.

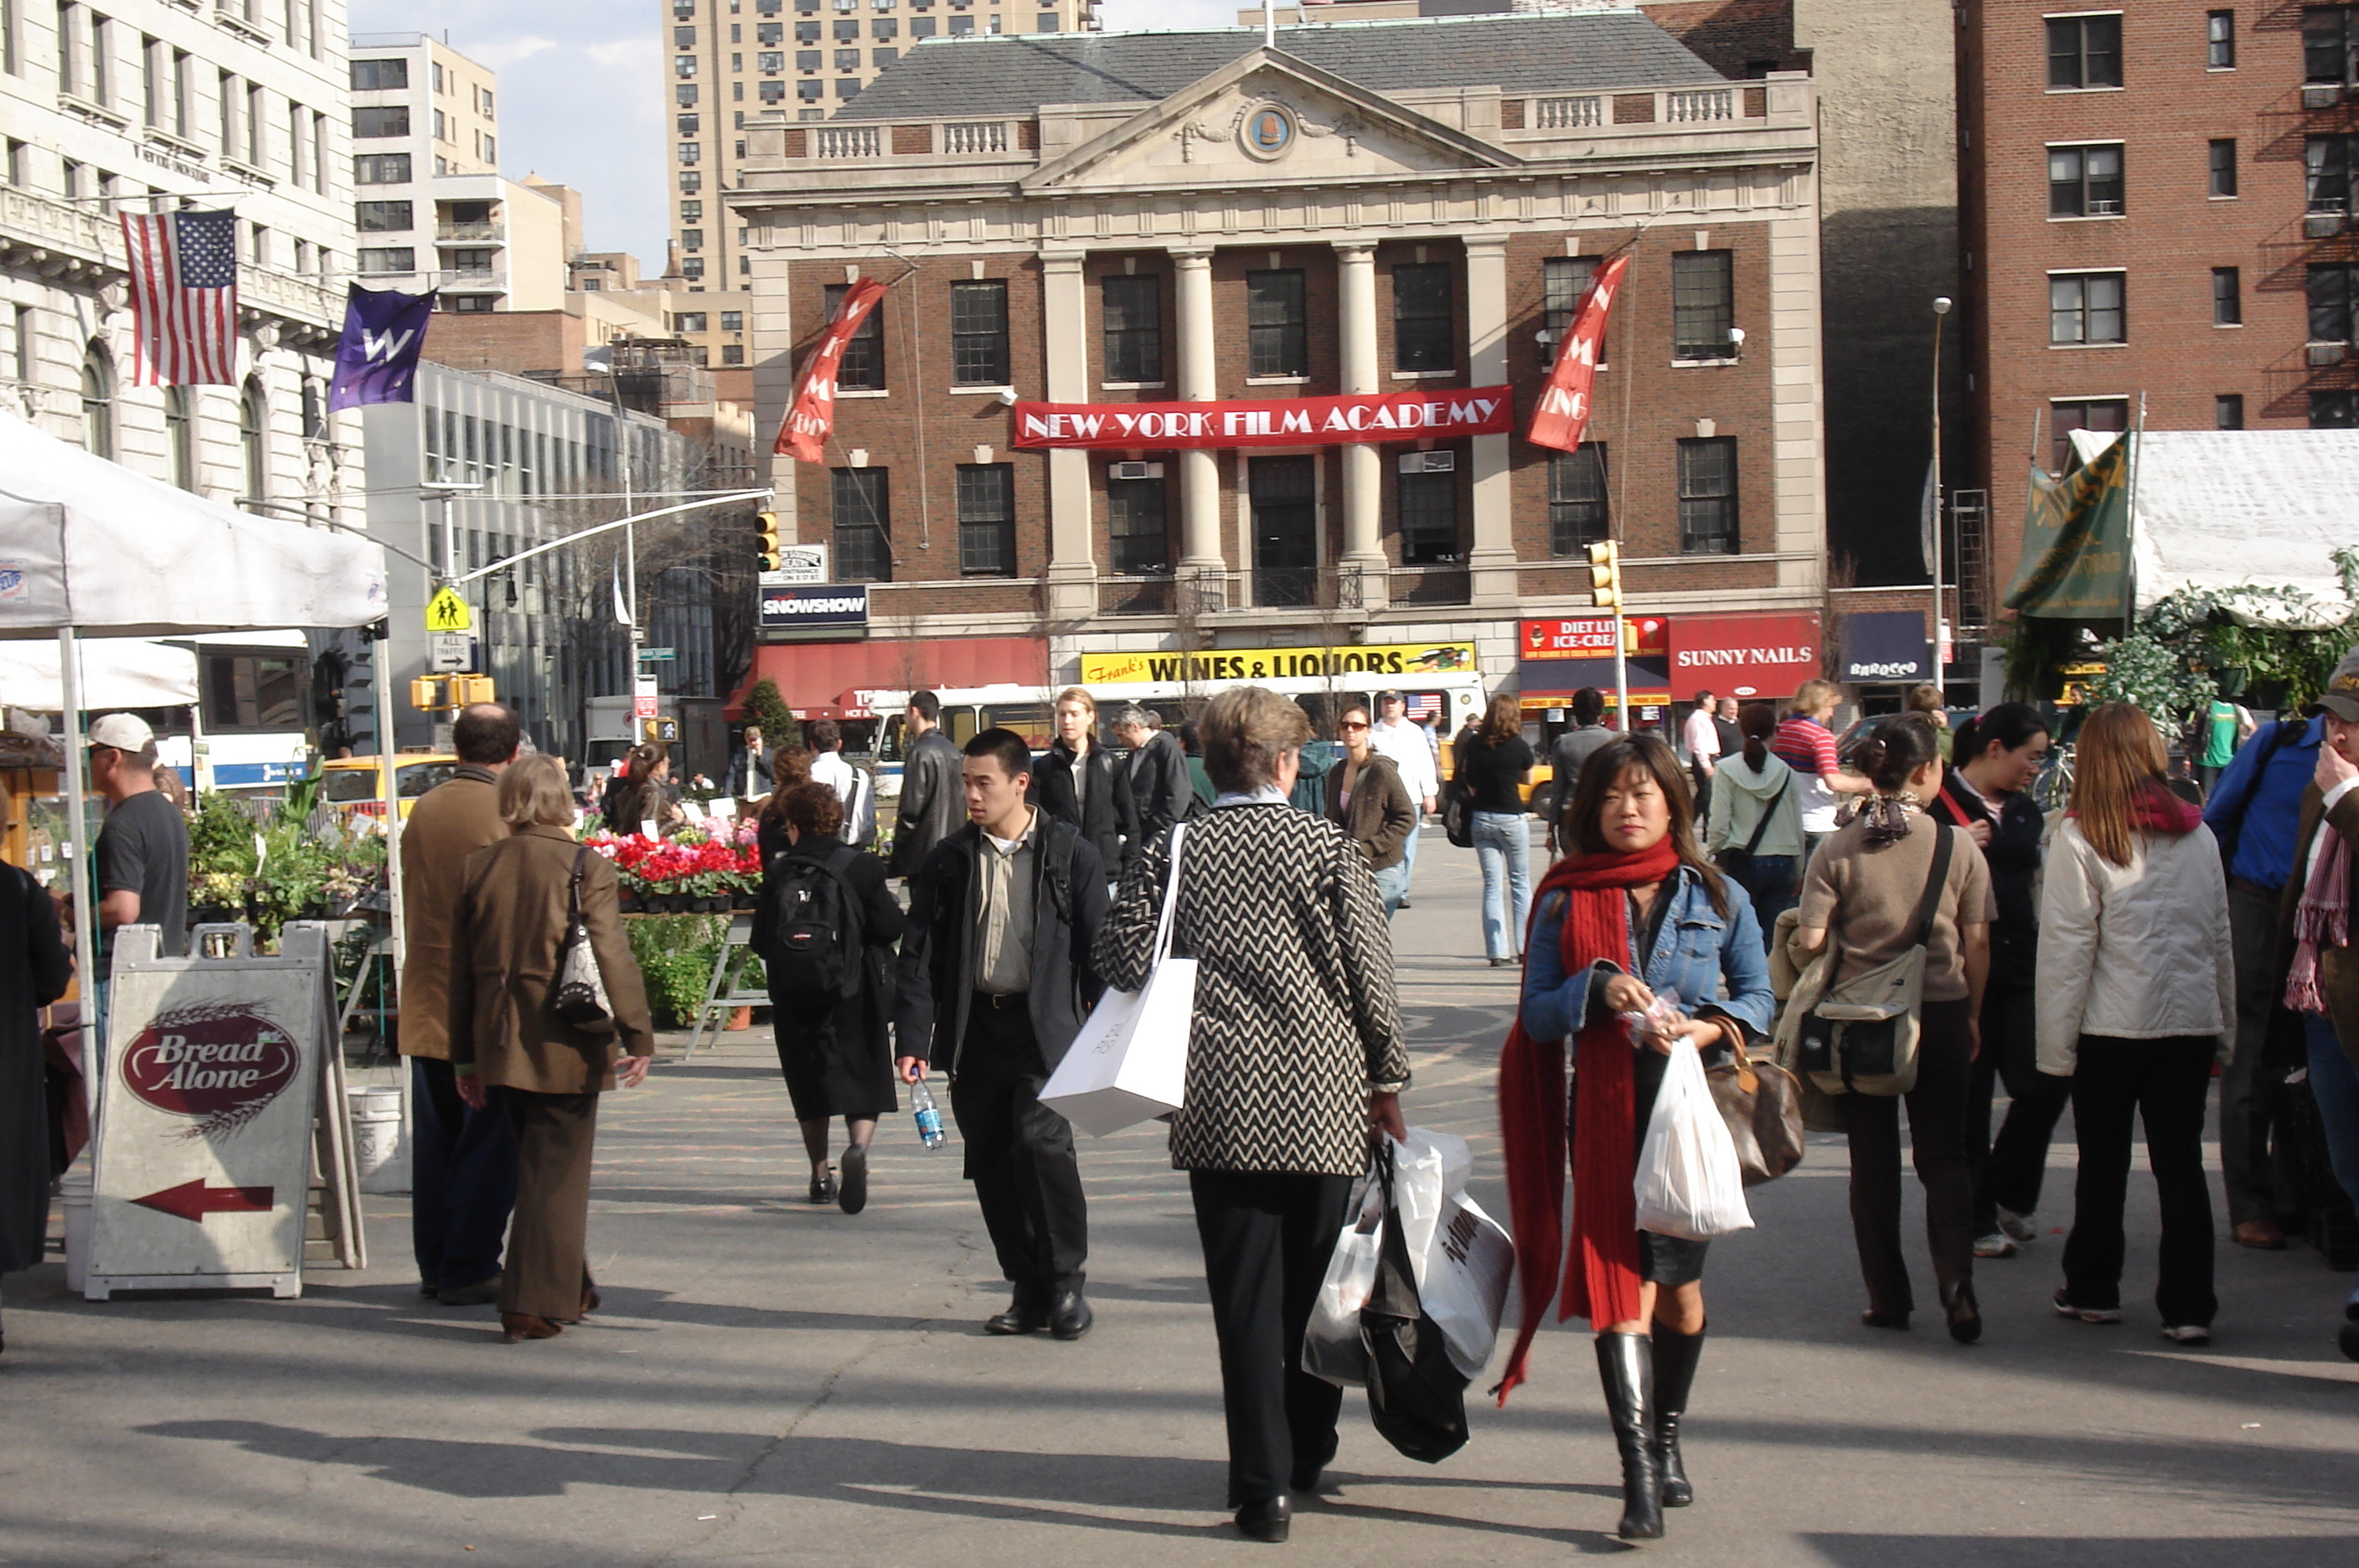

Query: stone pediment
[[1019, 48, 1521, 193]]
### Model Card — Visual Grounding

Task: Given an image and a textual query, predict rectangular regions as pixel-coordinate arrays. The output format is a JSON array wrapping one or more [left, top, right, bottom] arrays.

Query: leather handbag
[[550, 848, 617, 1034], [1702, 1045, 1806, 1185], [1792, 823, 1954, 1097]]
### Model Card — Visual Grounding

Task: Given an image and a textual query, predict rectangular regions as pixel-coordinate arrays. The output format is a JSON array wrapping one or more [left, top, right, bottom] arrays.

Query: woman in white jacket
[[2038, 703, 2234, 1344]]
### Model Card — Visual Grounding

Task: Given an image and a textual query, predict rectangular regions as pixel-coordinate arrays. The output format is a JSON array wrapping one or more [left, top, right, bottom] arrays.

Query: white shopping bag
[[1041, 823, 1196, 1136], [1381, 1127, 1517, 1380], [1633, 1036, 1755, 1242], [1303, 1171, 1384, 1389]]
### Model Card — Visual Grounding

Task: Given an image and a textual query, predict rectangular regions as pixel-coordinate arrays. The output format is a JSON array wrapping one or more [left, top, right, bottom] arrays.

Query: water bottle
[[911, 1076, 945, 1151]]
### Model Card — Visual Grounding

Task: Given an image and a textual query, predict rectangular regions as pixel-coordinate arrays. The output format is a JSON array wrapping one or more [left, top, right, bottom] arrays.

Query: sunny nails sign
[[1010, 388, 1515, 451], [1667, 611, 1823, 700]]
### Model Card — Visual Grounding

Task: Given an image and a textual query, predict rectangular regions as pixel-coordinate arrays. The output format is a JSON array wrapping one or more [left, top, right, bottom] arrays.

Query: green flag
[[2004, 437, 2130, 619]]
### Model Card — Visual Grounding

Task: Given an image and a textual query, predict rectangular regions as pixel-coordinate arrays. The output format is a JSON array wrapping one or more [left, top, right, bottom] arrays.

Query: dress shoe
[[838, 1145, 869, 1215], [984, 1297, 1048, 1336], [1860, 1308, 1909, 1330], [417, 1281, 441, 1301], [581, 1287, 602, 1316], [1288, 1434, 1338, 1494], [1943, 1282, 1983, 1345], [1048, 1289, 1093, 1341], [437, 1277, 501, 1308], [500, 1313, 564, 1342], [2234, 1218, 2288, 1251], [1234, 1496, 1290, 1543], [808, 1166, 836, 1205]]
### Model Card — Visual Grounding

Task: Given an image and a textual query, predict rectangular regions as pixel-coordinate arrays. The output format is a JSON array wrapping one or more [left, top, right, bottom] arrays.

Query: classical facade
[[730, 13, 1825, 710]]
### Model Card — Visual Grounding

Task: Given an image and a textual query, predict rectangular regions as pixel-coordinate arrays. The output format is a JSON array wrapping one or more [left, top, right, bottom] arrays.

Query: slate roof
[[832, 11, 1727, 121]]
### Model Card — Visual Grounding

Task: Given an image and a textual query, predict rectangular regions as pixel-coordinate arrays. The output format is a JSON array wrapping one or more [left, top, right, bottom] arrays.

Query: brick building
[[730, 13, 1828, 716], [1957, 0, 2359, 620]]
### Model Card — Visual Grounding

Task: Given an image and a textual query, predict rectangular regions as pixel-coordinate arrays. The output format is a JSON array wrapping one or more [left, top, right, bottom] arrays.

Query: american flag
[[1403, 694, 1443, 722], [120, 210, 240, 386]]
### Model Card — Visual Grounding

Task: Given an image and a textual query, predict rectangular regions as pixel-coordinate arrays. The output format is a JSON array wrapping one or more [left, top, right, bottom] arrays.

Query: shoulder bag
[[1440, 737, 1475, 849], [1039, 822, 1196, 1136], [1791, 821, 1954, 1097], [550, 848, 617, 1034], [1702, 1042, 1806, 1186], [1711, 776, 1790, 892]]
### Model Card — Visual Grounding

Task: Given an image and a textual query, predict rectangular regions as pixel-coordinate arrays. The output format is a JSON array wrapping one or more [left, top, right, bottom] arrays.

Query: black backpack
[[760, 845, 865, 1000]]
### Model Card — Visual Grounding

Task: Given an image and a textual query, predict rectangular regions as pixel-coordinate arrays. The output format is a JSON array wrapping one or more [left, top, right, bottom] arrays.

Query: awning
[[1668, 612, 1822, 702], [726, 636, 1050, 720]]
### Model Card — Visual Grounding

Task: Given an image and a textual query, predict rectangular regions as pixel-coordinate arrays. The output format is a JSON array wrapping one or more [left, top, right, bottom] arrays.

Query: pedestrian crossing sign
[[424, 586, 472, 632]]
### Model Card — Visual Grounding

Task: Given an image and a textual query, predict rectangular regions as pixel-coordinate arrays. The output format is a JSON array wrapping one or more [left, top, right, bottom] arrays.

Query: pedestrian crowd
[[6, 652, 2359, 1547]]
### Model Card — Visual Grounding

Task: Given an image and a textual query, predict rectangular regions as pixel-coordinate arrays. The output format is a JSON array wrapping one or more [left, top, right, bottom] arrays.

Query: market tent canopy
[[726, 637, 1050, 720], [0, 411, 386, 638], [2123, 430, 2357, 616], [0, 637, 198, 709]]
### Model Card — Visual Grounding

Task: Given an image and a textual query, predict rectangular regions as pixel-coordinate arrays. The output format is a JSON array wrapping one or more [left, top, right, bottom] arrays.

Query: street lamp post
[[1930, 296, 1953, 698]]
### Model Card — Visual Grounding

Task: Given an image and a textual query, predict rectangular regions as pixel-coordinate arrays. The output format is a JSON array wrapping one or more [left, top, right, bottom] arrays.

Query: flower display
[[586, 825, 762, 906]]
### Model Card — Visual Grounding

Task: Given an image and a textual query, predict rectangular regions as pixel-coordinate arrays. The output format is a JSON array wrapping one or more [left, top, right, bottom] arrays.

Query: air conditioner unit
[[2307, 212, 2351, 239], [1397, 451, 1456, 474], [1107, 461, 1164, 480], [2307, 341, 2350, 366], [2305, 84, 2343, 109]]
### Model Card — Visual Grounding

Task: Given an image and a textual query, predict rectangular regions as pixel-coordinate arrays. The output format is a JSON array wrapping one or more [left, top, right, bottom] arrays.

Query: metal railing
[[436, 220, 501, 242]]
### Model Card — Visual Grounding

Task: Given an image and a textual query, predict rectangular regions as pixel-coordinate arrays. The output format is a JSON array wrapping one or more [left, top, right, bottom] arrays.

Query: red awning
[[725, 637, 1050, 720]]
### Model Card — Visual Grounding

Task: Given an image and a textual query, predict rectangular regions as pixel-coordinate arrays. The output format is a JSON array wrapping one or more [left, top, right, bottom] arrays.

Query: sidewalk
[[4, 828, 2357, 1566]]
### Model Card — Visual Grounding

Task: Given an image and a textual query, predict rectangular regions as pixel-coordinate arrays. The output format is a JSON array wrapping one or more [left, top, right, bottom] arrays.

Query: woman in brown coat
[[452, 754, 656, 1343], [1322, 699, 1417, 916]]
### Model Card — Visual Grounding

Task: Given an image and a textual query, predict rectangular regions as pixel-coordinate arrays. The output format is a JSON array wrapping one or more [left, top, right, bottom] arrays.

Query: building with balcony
[[659, 0, 1103, 296], [570, 246, 756, 401], [728, 13, 1827, 719]]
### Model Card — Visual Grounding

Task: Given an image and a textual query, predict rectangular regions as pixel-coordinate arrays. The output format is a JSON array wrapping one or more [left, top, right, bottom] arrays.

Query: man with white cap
[[88, 714, 187, 976]]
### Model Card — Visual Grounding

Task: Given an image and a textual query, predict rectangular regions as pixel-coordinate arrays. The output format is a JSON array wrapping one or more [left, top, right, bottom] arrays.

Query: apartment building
[[343, 32, 569, 312], [1958, 0, 2359, 603], [571, 246, 755, 400], [658, 0, 1102, 296]]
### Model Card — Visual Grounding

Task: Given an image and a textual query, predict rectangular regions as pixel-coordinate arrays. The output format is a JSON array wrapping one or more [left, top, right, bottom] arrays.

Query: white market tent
[[0, 638, 198, 710], [0, 409, 390, 1032]]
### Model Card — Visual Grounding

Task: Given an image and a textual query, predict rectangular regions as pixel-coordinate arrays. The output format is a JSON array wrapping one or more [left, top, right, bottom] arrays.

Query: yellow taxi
[[318, 751, 461, 820]]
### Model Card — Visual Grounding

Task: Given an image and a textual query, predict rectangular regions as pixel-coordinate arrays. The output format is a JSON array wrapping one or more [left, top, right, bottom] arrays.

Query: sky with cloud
[[348, 0, 1253, 269]]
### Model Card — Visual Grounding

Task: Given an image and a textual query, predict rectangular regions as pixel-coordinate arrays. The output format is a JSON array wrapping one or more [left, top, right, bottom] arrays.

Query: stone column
[[1040, 248, 1097, 622], [1172, 248, 1223, 585], [1463, 235, 1517, 607], [1334, 240, 1386, 609]]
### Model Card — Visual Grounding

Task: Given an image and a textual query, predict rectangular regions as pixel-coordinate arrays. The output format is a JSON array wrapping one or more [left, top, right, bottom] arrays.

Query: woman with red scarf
[[2038, 703, 2233, 1343], [1496, 733, 1773, 1542]]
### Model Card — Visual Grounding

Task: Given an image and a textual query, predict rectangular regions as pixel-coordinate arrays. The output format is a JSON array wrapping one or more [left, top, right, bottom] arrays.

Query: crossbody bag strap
[[1741, 776, 1790, 857], [569, 846, 590, 925], [1149, 820, 1188, 966], [1908, 818, 1957, 951]]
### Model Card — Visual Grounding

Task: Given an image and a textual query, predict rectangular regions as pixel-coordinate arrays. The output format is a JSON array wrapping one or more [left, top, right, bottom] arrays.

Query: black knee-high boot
[[1595, 1331, 1665, 1540], [1649, 1325, 1704, 1507]]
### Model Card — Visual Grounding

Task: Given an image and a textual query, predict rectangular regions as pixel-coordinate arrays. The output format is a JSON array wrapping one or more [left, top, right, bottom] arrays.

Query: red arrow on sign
[[131, 1179, 276, 1222]]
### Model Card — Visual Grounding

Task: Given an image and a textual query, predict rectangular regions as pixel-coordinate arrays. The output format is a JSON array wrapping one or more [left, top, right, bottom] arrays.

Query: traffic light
[[1587, 539, 1622, 610], [640, 716, 680, 744], [756, 511, 783, 571], [408, 675, 443, 710], [1623, 618, 1643, 657], [454, 675, 497, 706]]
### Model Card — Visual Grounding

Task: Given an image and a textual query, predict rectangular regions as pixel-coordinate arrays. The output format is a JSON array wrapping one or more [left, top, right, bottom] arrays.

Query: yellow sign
[[1080, 641, 1479, 686], [424, 587, 472, 632]]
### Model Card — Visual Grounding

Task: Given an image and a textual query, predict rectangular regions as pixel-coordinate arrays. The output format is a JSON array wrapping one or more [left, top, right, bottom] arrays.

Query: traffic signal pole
[[1587, 540, 1629, 728]]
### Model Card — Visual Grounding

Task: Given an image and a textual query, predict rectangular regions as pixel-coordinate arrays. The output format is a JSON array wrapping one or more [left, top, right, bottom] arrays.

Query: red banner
[[773, 276, 886, 462], [1525, 252, 1628, 454], [1010, 387, 1513, 450]]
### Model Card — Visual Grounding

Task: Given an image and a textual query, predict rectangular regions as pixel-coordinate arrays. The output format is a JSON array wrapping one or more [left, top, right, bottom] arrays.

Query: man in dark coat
[[1113, 704, 1196, 843], [896, 729, 1107, 1341], [0, 838, 71, 1353], [891, 691, 965, 880]]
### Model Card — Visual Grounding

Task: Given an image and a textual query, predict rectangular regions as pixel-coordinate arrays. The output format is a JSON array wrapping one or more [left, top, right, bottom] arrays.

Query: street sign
[[760, 544, 828, 585], [424, 586, 472, 632], [428, 632, 473, 673], [633, 694, 659, 720], [637, 647, 677, 662]]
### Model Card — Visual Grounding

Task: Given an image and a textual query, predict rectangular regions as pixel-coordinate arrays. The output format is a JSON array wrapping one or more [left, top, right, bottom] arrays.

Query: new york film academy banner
[[1525, 251, 1629, 454], [1010, 388, 1515, 450], [774, 276, 887, 462]]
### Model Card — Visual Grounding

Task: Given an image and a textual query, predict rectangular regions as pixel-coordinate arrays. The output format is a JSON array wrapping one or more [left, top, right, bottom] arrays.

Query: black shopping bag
[[1360, 1141, 1471, 1463]]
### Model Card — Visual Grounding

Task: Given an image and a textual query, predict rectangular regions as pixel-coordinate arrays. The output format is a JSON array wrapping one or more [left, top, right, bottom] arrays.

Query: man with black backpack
[[894, 729, 1109, 1341]]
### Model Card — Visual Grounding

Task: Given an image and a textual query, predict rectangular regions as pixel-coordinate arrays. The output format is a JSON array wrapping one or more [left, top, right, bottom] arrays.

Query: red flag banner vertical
[[773, 276, 887, 462], [1525, 252, 1629, 454]]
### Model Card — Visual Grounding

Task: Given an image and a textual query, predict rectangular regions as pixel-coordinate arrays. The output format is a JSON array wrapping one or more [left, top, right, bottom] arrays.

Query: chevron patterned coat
[[1096, 802, 1411, 1175]]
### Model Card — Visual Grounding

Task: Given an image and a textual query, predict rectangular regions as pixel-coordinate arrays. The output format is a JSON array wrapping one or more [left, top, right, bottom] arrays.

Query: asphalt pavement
[[7, 824, 2359, 1566]]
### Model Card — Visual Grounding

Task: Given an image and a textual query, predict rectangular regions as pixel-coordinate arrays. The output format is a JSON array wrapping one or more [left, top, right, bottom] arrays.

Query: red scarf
[[1494, 834, 1683, 1404], [2064, 781, 2205, 836]]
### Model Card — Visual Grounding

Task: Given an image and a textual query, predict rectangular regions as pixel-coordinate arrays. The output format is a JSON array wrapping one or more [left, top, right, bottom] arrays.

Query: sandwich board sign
[[84, 924, 338, 1299]]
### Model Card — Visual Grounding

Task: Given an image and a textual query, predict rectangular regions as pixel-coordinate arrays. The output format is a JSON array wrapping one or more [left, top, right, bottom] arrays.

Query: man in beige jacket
[[400, 703, 523, 1305]]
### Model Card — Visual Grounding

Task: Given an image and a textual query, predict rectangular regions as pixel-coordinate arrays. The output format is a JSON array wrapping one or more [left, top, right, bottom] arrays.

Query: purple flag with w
[[328, 285, 436, 411]]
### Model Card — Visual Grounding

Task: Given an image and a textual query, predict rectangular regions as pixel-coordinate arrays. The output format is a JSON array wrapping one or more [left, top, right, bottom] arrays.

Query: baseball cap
[[87, 713, 155, 751], [1376, 690, 1403, 705], [2309, 646, 2359, 724]]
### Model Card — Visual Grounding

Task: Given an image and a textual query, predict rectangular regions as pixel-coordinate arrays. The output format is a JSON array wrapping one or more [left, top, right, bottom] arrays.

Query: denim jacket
[[1520, 864, 1775, 1051]]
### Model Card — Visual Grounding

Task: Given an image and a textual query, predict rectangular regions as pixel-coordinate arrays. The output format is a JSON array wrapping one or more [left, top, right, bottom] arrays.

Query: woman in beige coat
[[452, 755, 656, 1342]]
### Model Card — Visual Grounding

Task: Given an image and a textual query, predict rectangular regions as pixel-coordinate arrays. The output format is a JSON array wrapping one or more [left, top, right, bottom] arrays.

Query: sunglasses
[[1340, 720, 1370, 731]]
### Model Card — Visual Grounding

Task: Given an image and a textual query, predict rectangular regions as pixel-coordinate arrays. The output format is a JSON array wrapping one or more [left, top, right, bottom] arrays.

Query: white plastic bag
[[1303, 1173, 1384, 1389], [1389, 1127, 1517, 1381], [1632, 1036, 1755, 1241]]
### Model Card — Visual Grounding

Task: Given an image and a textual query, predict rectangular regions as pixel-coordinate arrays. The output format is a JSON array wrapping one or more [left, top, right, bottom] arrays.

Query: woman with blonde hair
[[1035, 685, 1137, 881], [452, 754, 656, 1343], [2040, 703, 2233, 1343], [1458, 691, 1536, 966]]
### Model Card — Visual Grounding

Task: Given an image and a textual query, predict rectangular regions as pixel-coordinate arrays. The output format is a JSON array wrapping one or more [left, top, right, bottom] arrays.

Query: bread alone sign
[[1666, 612, 1823, 701]]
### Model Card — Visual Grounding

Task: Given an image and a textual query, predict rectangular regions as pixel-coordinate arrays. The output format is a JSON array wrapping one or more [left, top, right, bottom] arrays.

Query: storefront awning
[[726, 636, 1049, 720]]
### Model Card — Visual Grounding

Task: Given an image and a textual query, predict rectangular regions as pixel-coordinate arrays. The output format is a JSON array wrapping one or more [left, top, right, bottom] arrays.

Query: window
[[835, 17, 859, 35], [674, 311, 709, 333], [1101, 274, 1162, 382], [2208, 9, 2235, 65], [956, 463, 1016, 575], [872, 16, 896, 34], [1670, 250, 1735, 360], [721, 310, 744, 331], [431, 108, 448, 142], [1037, 10, 1056, 28], [949, 280, 1009, 385], [797, 49, 821, 68], [2050, 271, 2126, 343], [679, 170, 702, 193], [239, 379, 268, 506], [1675, 437, 1737, 554], [2309, 135, 2356, 212], [354, 105, 408, 139], [677, 83, 699, 105], [1392, 262, 1453, 372], [1548, 445, 1609, 555], [447, 248, 494, 273], [202, 652, 305, 731], [2048, 143, 2124, 216], [950, 13, 973, 31], [1246, 268, 1307, 377], [142, 34, 161, 127], [911, 15, 936, 34], [676, 53, 697, 75], [834, 75, 861, 96], [679, 142, 700, 164], [1107, 476, 1168, 575], [79, 341, 111, 460], [86, 13, 105, 104], [2050, 398, 2128, 469], [683, 257, 706, 278], [674, 23, 695, 44], [1249, 456, 1318, 606], [1396, 470, 1458, 564], [1542, 255, 1598, 345], [833, 47, 857, 67], [351, 57, 407, 90], [163, 385, 194, 489], [2310, 263, 2359, 343], [2213, 266, 2242, 324], [873, 46, 896, 64], [722, 343, 745, 364], [2048, 13, 2123, 88], [761, 79, 786, 101], [2307, 5, 2357, 85], [760, 19, 784, 39], [798, 80, 823, 101], [2215, 394, 2245, 430], [680, 199, 703, 223], [2210, 138, 2238, 197], [359, 247, 416, 273], [354, 152, 410, 183], [2312, 390, 2359, 428], [677, 112, 699, 135], [448, 294, 494, 312], [301, 377, 328, 441], [825, 281, 885, 389]]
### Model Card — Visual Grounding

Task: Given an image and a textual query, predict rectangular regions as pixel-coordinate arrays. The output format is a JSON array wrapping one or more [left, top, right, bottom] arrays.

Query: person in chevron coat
[[1096, 685, 1411, 1545]]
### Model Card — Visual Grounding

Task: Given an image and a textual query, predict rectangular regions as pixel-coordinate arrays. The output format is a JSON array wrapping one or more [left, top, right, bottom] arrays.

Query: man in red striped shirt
[[1772, 678, 1873, 866]]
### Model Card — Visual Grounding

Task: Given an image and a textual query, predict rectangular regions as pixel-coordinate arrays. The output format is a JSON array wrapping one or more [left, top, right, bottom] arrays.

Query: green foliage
[[622, 913, 728, 1029], [746, 678, 798, 753], [188, 791, 259, 880], [2086, 632, 2213, 726]]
